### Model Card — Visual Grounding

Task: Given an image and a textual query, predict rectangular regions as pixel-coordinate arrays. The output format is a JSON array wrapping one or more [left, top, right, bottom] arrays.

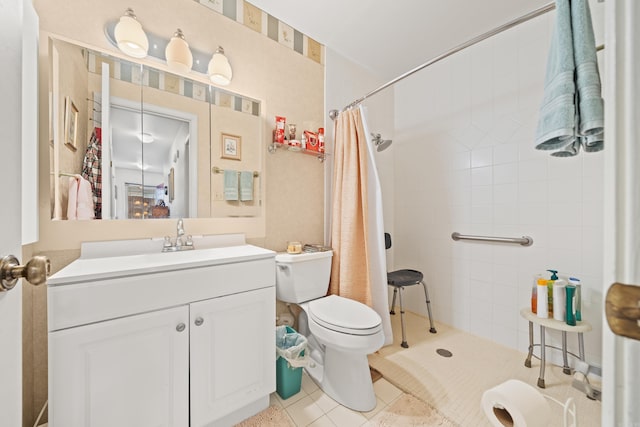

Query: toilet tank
[[275, 250, 333, 303]]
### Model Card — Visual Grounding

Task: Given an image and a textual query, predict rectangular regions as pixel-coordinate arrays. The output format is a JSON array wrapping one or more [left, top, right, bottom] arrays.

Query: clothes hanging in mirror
[[82, 127, 102, 219]]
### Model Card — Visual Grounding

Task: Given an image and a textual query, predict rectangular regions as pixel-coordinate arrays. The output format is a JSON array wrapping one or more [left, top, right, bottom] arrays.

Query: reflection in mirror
[[48, 37, 263, 220], [110, 104, 191, 219], [209, 91, 262, 218]]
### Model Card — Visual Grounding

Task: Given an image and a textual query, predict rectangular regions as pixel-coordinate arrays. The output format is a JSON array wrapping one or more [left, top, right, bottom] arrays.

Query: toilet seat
[[308, 295, 382, 335]]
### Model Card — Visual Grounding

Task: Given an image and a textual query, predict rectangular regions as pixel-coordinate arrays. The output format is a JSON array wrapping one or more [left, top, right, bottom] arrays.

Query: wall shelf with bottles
[[267, 141, 327, 162]]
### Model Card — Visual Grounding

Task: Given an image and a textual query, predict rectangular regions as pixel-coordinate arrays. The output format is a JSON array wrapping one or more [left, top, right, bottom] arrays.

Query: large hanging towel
[[82, 127, 102, 218], [534, 0, 604, 157]]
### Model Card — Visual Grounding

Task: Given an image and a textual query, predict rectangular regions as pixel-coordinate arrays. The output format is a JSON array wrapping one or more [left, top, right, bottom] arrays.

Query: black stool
[[385, 233, 436, 348]]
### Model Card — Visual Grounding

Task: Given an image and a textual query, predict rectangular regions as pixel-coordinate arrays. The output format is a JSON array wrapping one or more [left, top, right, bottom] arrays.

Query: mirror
[[49, 37, 262, 220]]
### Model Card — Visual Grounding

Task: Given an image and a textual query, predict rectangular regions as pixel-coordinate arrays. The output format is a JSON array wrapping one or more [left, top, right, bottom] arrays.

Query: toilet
[[275, 250, 384, 411]]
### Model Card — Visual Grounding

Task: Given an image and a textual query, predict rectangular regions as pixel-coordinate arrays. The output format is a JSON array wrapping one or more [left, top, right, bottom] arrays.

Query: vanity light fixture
[[165, 29, 193, 74], [106, 16, 233, 85], [207, 46, 233, 86], [113, 8, 149, 58]]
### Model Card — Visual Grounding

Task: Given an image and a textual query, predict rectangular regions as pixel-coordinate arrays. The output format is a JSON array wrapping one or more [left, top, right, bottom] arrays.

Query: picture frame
[[221, 133, 241, 160], [64, 96, 79, 152]]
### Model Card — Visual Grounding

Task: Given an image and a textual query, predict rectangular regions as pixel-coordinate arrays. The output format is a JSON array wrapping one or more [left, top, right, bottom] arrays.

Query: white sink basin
[[48, 244, 274, 286], [48, 236, 275, 331]]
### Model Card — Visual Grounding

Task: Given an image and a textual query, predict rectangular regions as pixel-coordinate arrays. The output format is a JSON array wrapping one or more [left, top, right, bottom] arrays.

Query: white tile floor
[[268, 310, 602, 426], [270, 372, 404, 427]]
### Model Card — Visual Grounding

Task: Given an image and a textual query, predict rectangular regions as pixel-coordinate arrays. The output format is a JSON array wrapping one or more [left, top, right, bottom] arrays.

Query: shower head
[[371, 133, 392, 152]]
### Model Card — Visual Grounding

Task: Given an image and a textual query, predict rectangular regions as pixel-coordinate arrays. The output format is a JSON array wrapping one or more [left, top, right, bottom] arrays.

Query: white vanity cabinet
[[48, 244, 276, 427], [190, 287, 275, 426], [49, 306, 191, 426]]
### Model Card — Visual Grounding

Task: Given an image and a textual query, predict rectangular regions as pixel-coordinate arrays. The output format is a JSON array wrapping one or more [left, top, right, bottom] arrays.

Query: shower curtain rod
[[332, 1, 557, 116]]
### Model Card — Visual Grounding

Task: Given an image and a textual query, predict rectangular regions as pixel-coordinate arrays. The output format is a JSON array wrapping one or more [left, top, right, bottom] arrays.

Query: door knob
[[194, 317, 204, 326], [0, 255, 51, 291], [606, 282, 640, 341]]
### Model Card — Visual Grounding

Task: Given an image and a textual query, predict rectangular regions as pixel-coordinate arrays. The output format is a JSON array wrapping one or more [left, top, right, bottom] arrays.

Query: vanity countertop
[[48, 244, 275, 286]]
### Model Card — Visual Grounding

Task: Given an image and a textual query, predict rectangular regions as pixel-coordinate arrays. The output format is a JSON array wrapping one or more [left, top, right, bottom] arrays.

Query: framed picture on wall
[[221, 133, 241, 160], [64, 96, 79, 152]]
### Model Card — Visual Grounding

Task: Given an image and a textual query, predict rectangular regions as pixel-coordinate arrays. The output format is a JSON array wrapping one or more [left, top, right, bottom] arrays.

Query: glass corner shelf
[[267, 141, 327, 162]]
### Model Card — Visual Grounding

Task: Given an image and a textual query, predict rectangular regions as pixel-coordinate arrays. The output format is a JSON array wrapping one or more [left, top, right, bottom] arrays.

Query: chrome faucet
[[177, 218, 185, 241], [162, 218, 195, 252]]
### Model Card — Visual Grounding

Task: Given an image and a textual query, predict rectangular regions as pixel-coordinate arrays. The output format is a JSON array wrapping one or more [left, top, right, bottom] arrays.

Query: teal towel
[[572, 0, 604, 153], [224, 170, 238, 201], [535, 0, 575, 152], [239, 171, 254, 201], [535, 0, 604, 157]]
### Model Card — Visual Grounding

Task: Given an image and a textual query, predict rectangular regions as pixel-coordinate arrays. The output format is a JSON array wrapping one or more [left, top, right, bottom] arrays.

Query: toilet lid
[[308, 295, 382, 335]]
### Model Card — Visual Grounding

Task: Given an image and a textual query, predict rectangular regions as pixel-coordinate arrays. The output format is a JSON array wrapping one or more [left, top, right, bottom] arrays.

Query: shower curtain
[[329, 106, 393, 346]]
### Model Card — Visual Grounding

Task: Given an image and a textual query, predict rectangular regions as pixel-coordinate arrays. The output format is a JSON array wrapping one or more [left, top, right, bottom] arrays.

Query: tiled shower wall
[[390, 8, 604, 366]]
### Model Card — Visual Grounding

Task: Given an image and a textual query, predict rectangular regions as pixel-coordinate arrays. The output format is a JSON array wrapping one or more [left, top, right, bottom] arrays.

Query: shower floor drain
[[436, 348, 453, 358]]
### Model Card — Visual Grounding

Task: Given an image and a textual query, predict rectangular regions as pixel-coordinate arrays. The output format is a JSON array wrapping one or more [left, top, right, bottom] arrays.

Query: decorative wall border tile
[[86, 51, 260, 116], [196, 0, 324, 65]]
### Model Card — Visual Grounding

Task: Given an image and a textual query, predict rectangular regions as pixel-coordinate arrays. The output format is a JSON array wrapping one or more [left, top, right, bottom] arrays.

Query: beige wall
[[210, 105, 262, 218], [33, 0, 324, 253], [25, 0, 325, 425]]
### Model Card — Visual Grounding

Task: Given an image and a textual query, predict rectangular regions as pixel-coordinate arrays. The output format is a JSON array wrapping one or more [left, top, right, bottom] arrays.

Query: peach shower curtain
[[330, 107, 393, 345], [329, 108, 372, 303]]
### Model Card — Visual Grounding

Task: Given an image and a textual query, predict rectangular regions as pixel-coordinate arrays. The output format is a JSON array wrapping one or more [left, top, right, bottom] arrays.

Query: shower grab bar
[[451, 232, 533, 246]]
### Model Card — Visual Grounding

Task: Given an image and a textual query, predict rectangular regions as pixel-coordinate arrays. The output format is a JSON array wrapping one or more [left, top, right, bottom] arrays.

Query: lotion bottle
[[565, 284, 577, 326], [552, 279, 567, 321], [537, 278, 549, 318], [570, 277, 582, 321], [546, 270, 559, 316], [531, 274, 543, 314]]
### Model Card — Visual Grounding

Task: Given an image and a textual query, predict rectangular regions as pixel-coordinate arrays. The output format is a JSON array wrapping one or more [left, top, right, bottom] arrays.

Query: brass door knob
[[606, 282, 640, 341], [0, 255, 51, 291]]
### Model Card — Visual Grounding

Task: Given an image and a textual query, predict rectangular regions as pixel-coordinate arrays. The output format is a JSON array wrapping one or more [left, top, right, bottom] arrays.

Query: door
[[190, 287, 276, 426], [0, 0, 38, 425], [602, 1, 640, 425], [49, 306, 190, 427]]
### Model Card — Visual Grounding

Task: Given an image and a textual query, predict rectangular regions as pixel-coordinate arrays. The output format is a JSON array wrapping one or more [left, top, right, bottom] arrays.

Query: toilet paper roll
[[481, 379, 550, 427]]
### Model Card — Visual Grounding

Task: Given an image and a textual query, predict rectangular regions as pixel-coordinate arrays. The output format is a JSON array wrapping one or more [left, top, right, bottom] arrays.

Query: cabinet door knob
[[194, 317, 204, 326], [176, 323, 186, 332]]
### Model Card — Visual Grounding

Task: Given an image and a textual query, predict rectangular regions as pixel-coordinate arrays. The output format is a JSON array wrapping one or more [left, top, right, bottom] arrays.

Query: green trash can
[[275, 325, 308, 399]]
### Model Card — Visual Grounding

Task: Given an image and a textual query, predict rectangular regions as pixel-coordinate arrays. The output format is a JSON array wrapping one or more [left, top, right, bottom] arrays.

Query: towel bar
[[212, 166, 259, 177], [451, 232, 533, 246]]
